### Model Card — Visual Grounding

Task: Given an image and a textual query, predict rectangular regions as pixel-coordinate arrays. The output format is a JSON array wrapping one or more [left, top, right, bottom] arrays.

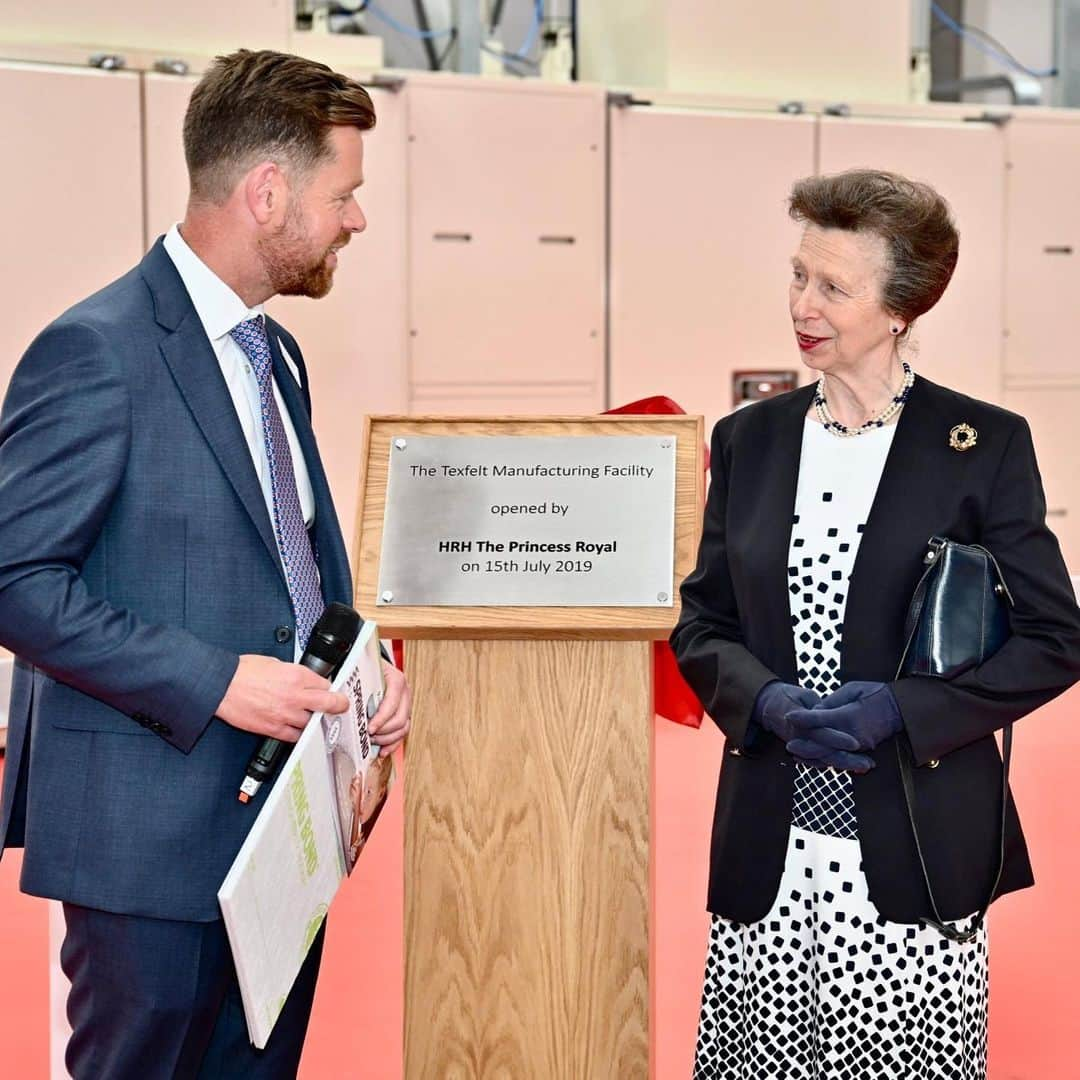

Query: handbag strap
[[895, 725, 1012, 944]]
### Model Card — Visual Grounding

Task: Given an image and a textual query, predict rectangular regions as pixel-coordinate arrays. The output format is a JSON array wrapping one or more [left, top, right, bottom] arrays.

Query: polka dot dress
[[694, 418, 989, 1079]]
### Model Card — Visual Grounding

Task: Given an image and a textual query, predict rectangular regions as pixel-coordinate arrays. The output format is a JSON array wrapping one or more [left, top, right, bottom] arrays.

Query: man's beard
[[258, 203, 349, 300]]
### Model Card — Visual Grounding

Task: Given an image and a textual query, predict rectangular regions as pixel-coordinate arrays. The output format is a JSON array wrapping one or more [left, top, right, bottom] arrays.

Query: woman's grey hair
[[789, 169, 960, 331]]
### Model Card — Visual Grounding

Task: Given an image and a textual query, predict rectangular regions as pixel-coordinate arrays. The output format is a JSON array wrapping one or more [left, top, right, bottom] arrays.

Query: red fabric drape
[[603, 396, 706, 728], [389, 395, 707, 728]]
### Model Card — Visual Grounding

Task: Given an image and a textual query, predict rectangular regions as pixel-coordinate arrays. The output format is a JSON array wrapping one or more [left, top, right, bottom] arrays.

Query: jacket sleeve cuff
[[716, 661, 778, 750], [154, 645, 240, 754], [890, 676, 947, 765]]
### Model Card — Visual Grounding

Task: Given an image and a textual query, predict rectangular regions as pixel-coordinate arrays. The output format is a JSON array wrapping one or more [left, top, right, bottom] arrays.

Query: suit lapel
[[158, 315, 286, 579], [142, 241, 286, 581], [749, 384, 817, 683], [841, 377, 947, 678]]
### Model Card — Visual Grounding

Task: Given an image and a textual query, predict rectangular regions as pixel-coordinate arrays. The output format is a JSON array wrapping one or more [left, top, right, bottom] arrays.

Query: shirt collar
[[162, 224, 265, 343]]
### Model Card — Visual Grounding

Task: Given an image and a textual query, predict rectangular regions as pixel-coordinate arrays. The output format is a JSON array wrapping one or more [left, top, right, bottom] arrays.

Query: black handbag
[[895, 536, 1014, 943]]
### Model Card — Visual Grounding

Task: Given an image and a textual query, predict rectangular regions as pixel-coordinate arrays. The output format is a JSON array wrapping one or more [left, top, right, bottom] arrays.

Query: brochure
[[218, 621, 393, 1047]]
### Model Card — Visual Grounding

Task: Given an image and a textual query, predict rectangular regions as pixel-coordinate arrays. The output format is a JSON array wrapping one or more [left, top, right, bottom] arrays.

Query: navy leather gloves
[[751, 680, 822, 742], [785, 681, 903, 774]]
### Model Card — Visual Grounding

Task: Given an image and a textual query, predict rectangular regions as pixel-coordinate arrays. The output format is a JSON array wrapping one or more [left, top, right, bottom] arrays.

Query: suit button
[[927, 758, 940, 769], [275, 625, 292, 645], [132, 712, 149, 725]]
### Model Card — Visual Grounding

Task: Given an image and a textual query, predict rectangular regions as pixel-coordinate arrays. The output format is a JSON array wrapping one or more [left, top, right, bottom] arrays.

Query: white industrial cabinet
[[406, 78, 606, 410], [1005, 386, 1080, 567], [608, 105, 816, 436], [0, 62, 144, 390], [1004, 113, 1080, 381]]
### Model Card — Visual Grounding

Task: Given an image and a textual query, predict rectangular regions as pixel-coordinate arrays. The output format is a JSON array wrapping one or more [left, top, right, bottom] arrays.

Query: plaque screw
[[381, 590, 394, 603], [394, 439, 407, 450], [657, 591, 669, 603]]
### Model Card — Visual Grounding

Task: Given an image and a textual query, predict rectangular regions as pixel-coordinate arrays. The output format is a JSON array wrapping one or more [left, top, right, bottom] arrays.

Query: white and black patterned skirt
[[694, 818, 989, 1079]]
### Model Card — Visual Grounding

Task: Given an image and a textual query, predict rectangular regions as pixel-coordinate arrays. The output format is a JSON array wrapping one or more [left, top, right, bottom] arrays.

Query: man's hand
[[369, 660, 411, 756], [216, 654, 350, 742]]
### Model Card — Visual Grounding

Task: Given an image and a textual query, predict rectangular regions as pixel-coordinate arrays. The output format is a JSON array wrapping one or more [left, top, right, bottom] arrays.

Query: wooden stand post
[[354, 416, 702, 1079]]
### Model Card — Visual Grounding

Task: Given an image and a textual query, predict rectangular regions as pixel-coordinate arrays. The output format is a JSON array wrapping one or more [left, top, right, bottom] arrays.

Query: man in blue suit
[[0, 50, 411, 1077]]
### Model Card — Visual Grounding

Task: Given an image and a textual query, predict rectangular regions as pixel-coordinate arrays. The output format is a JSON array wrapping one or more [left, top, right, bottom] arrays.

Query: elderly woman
[[671, 169, 1080, 1079]]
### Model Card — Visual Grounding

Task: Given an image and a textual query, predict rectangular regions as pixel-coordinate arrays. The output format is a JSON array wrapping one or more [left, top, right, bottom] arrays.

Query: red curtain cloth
[[388, 396, 707, 729], [604, 396, 705, 728]]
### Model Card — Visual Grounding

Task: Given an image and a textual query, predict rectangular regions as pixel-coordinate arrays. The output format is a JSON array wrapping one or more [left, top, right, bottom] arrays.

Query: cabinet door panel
[[609, 107, 816, 438], [143, 73, 199, 245], [819, 117, 1006, 406], [408, 83, 605, 393], [1004, 117, 1080, 380], [0, 63, 143, 393], [1004, 387, 1079, 569]]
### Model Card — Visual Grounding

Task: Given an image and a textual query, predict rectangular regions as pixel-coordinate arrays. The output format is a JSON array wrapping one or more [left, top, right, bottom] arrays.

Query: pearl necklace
[[814, 362, 915, 438]]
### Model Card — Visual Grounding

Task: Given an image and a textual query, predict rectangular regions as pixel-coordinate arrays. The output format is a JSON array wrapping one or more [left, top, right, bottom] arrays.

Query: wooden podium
[[354, 416, 703, 1078]]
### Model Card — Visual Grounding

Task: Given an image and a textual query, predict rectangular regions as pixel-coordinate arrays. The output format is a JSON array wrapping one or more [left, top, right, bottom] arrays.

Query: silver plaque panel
[[377, 436, 676, 606]]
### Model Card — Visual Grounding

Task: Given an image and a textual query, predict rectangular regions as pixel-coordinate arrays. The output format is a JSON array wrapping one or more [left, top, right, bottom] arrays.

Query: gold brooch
[[949, 423, 977, 451]]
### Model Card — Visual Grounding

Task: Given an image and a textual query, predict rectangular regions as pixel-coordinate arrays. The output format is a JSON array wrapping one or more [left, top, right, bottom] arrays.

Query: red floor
[[0, 848, 50, 1074], [2, 690, 1078, 1077], [0, 759, 405, 1080]]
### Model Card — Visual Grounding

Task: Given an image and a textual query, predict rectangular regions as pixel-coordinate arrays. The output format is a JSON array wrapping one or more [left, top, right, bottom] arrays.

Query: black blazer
[[671, 377, 1080, 924]]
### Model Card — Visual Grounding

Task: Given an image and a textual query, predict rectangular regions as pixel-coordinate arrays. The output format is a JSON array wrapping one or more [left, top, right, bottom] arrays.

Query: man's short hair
[[184, 49, 376, 204]]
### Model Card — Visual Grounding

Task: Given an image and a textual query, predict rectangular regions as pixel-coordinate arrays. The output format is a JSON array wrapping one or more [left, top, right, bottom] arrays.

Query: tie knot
[[229, 316, 271, 376], [230, 315, 266, 342]]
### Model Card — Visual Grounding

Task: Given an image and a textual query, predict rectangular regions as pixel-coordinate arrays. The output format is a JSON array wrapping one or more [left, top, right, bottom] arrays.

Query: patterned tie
[[230, 316, 323, 650]]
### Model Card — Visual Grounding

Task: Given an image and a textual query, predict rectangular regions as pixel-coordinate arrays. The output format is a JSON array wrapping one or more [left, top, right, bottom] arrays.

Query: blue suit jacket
[[0, 239, 354, 921]]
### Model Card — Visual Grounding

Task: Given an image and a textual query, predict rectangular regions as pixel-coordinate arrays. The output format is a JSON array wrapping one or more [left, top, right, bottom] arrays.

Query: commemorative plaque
[[376, 435, 676, 606]]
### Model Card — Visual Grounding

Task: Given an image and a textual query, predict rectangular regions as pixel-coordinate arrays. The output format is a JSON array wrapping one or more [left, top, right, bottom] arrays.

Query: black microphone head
[[306, 602, 362, 666]]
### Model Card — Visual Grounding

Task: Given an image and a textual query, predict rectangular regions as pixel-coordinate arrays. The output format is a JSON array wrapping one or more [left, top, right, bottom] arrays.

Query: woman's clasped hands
[[752, 680, 903, 773]]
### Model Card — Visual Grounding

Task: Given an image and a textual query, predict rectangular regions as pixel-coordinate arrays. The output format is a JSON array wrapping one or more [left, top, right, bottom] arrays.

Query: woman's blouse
[[787, 417, 898, 837]]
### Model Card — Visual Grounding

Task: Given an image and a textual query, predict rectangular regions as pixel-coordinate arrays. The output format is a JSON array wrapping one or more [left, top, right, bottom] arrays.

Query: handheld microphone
[[238, 602, 362, 804]]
